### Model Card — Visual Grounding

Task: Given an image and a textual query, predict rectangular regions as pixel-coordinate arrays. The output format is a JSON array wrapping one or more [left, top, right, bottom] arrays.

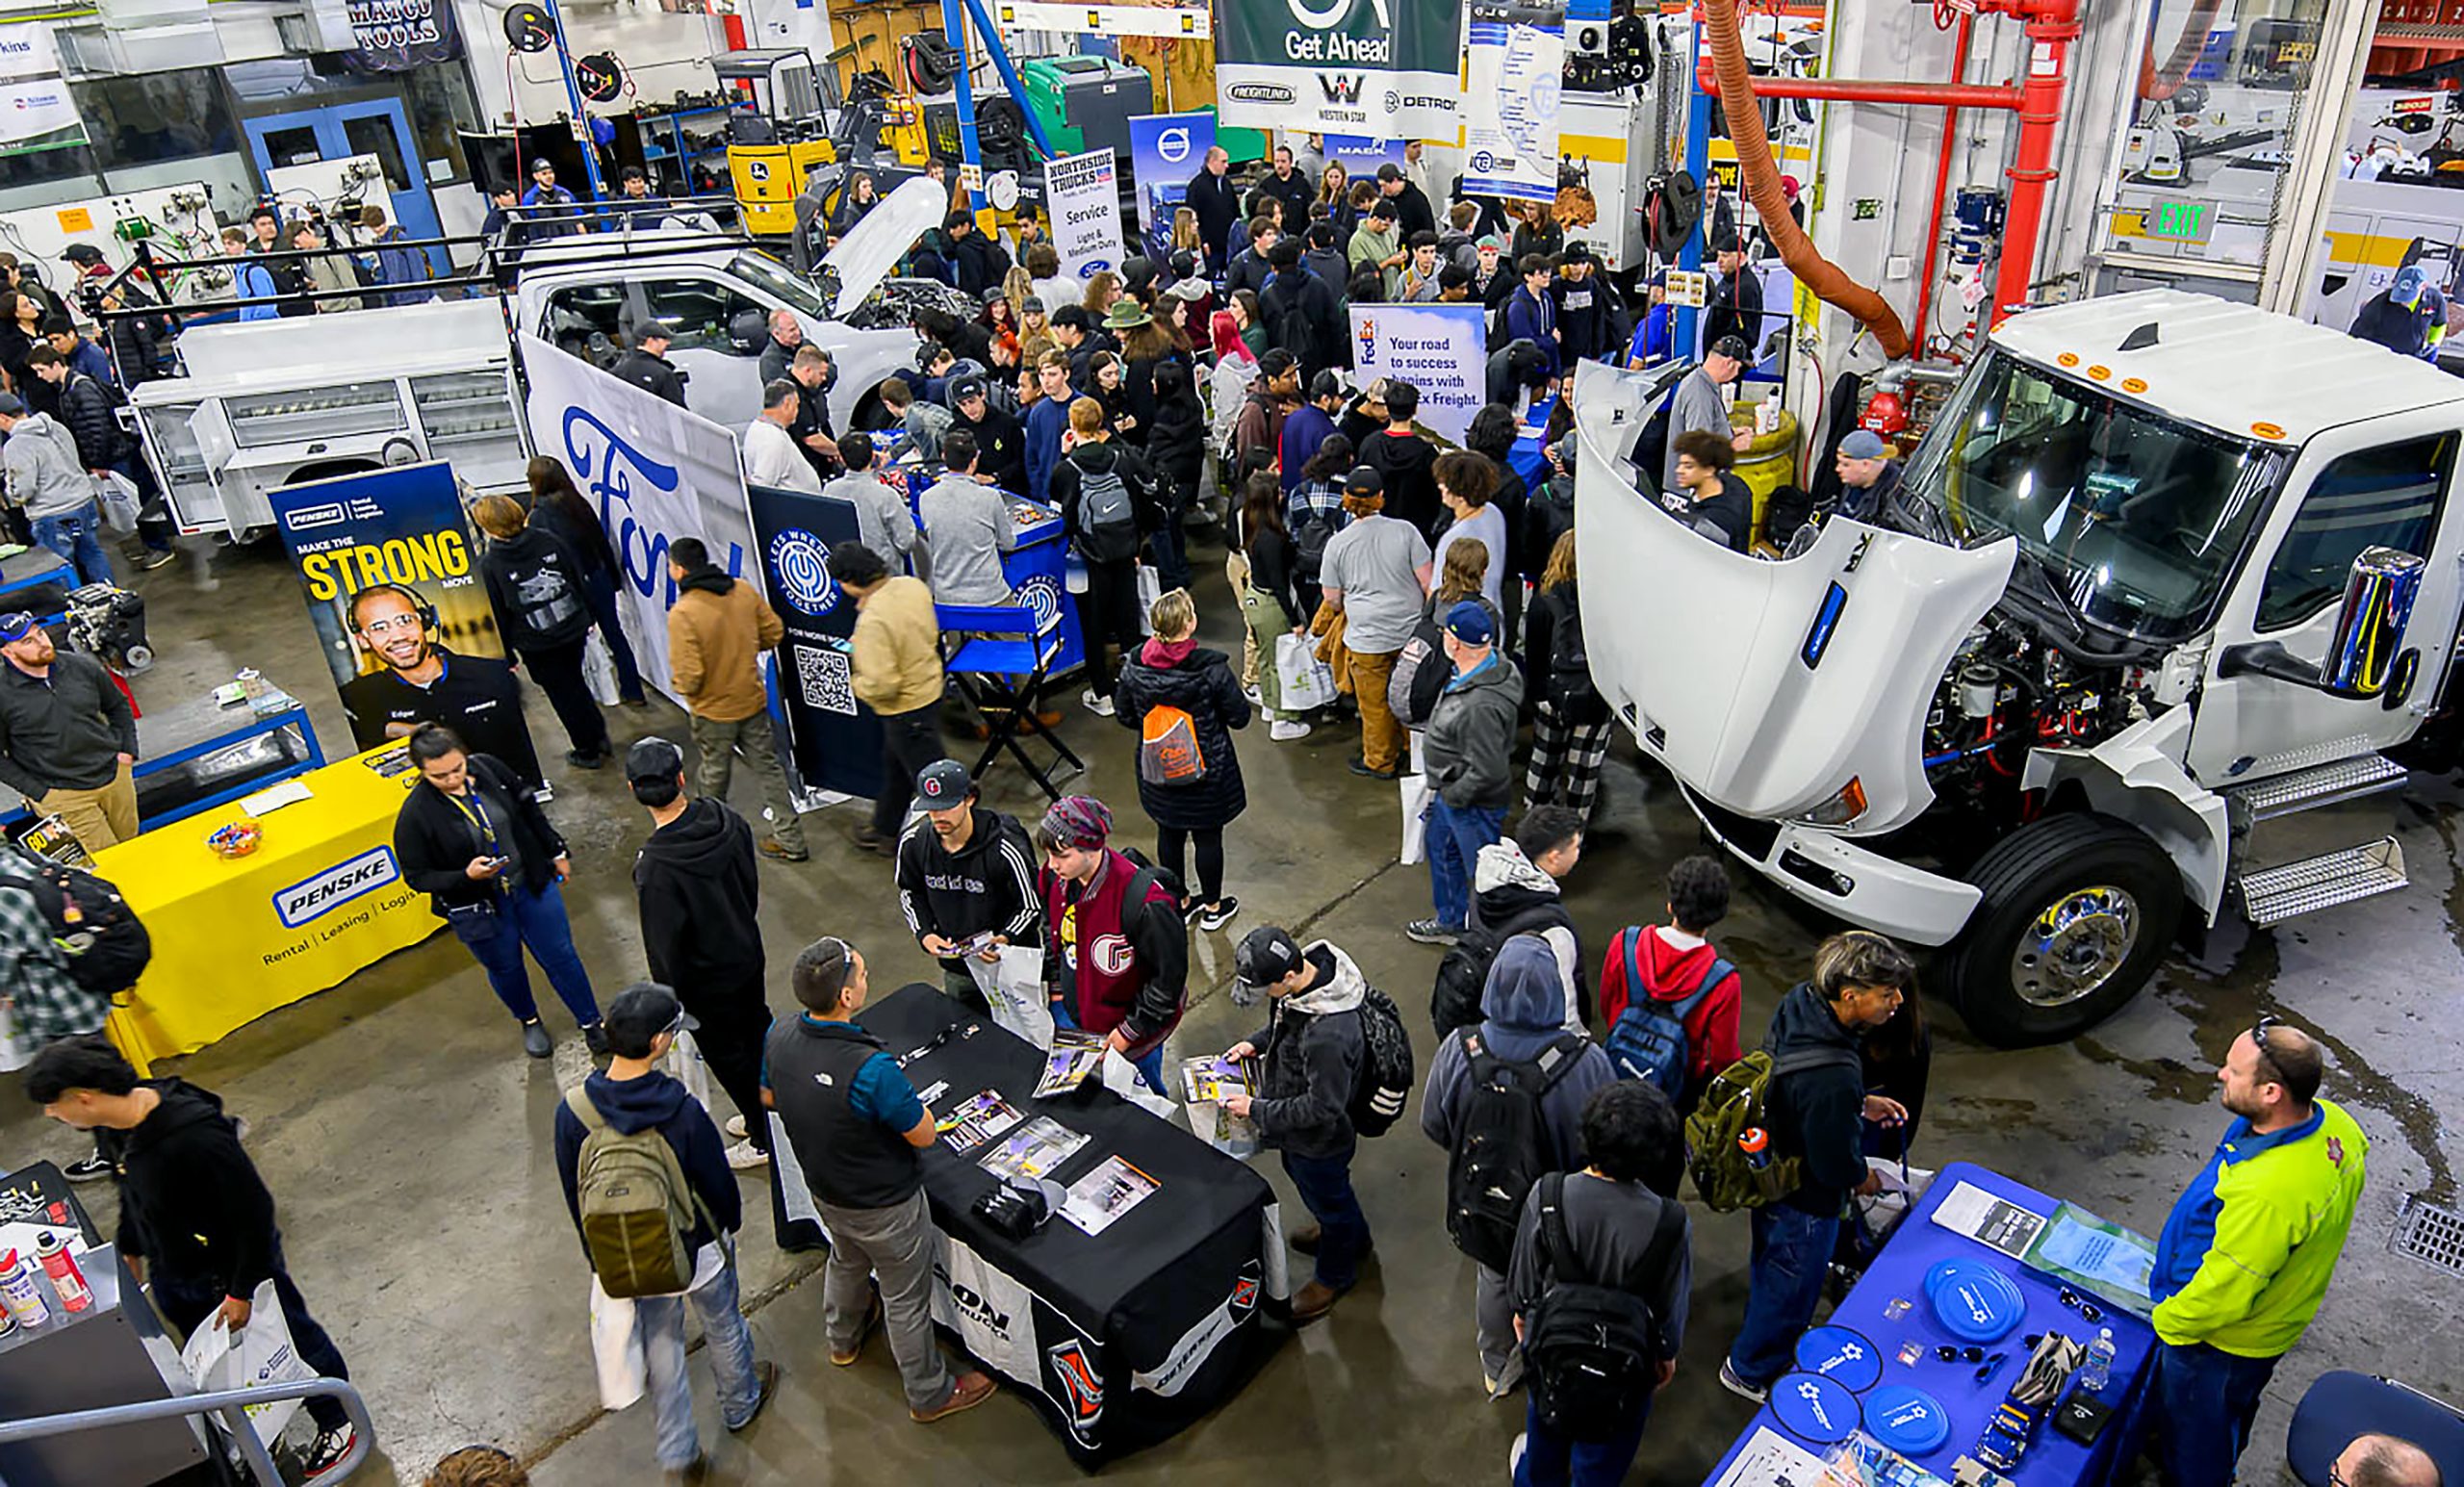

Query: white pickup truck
[[1577, 290, 2464, 1044], [131, 178, 948, 540]]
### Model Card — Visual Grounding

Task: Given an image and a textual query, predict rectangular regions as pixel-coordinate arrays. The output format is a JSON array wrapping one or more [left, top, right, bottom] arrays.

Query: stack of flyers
[[1058, 1156, 1162, 1237], [936, 1090, 1024, 1151], [1179, 1055, 1251, 1105], [1035, 1028, 1110, 1096], [976, 1115, 1091, 1182]]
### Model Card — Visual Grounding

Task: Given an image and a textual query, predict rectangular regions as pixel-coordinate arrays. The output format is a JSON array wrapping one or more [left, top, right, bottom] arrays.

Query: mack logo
[[273, 847, 399, 929], [1320, 73, 1365, 105], [1227, 83, 1296, 104], [284, 502, 348, 531]]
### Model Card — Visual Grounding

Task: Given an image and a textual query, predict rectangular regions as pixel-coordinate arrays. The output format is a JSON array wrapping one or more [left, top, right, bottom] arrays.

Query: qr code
[[792, 644, 857, 716]]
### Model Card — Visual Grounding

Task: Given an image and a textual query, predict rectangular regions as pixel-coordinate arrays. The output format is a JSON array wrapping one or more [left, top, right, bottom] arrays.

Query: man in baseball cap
[[1832, 427, 1904, 522], [894, 759, 1040, 1012], [627, 734, 776, 1169], [2352, 263, 2451, 360], [1220, 922, 1375, 1321], [1664, 332, 1752, 492], [1411, 599, 1522, 944], [947, 370, 1027, 495]]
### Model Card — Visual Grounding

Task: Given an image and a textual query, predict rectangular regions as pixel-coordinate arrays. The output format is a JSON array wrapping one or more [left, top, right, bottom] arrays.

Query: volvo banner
[[1216, 0, 1462, 141], [1462, 0, 1564, 204]]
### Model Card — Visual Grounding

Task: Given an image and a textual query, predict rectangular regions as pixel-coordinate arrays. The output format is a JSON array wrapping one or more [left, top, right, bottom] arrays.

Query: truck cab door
[[636, 272, 771, 428], [2185, 414, 2464, 784]]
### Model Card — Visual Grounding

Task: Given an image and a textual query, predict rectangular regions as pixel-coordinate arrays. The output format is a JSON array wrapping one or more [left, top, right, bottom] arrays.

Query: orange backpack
[[1139, 705, 1208, 784]]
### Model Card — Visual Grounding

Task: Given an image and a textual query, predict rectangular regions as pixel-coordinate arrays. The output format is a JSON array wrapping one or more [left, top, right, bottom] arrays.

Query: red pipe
[[1912, 10, 1977, 354], [1693, 71, 2021, 109], [1990, 0, 2079, 324]]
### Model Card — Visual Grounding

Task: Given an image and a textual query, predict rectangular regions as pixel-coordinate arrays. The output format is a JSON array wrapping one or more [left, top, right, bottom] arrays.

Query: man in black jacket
[[895, 760, 1040, 1011], [1258, 145, 1315, 224], [1359, 381, 1444, 540], [27, 1037, 361, 1478], [1050, 397, 1160, 710], [1666, 429, 1754, 554], [1376, 163, 1436, 240], [612, 323, 687, 406], [25, 346, 121, 474], [1222, 926, 1372, 1322], [941, 210, 1013, 298], [949, 376, 1028, 496], [1185, 146, 1242, 269], [1225, 218, 1279, 301], [629, 736, 773, 1168], [1721, 932, 1912, 1401], [1261, 241, 1342, 383]]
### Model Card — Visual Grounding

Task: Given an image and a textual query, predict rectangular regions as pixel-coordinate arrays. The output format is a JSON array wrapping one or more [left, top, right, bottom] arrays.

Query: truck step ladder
[[2221, 753, 2410, 821], [2236, 837, 2408, 926]]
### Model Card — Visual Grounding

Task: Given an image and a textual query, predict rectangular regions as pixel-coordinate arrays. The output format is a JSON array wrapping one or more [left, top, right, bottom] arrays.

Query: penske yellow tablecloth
[[103, 744, 440, 1070]]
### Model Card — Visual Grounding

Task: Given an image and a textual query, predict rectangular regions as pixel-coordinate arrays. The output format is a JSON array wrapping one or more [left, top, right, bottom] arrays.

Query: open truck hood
[[1569, 360, 2015, 834], [822, 176, 947, 320]]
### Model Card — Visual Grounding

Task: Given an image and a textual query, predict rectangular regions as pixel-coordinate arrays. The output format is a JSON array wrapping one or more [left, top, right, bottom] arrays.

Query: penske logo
[[273, 847, 399, 928]]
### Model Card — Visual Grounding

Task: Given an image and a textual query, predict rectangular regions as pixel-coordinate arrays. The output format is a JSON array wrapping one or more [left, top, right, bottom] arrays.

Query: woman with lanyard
[[394, 722, 606, 1059]]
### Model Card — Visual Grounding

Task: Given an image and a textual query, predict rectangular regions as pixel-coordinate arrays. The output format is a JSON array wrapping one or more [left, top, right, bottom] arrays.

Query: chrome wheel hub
[[2010, 885, 2139, 1008]]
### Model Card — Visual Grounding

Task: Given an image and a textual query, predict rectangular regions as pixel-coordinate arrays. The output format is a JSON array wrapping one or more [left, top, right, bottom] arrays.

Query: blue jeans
[[1282, 1141, 1368, 1291], [1513, 1391, 1652, 1487], [32, 501, 115, 589], [1427, 797, 1505, 929], [150, 1236, 351, 1434], [2154, 1341, 2280, 1487], [1728, 1202, 1840, 1387], [448, 879, 601, 1028], [636, 1240, 761, 1471]]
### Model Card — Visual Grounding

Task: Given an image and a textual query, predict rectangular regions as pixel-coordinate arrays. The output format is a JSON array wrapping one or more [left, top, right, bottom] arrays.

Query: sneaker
[[665, 1456, 709, 1485], [582, 1022, 610, 1058], [831, 1294, 883, 1366], [1196, 897, 1241, 932], [62, 1155, 111, 1183], [1510, 1434, 1527, 1478], [521, 1020, 552, 1059], [726, 1114, 749, 1140], [136, 549, 177, 572], [1291, 1280, 1346, 1322], [911, 1370, 996, 1423], [1718, 1359, 1770, 1404], [1081, 688, 1115, 717], [302, 1423, 357, 1479], [1348, 756, 1399, 780], [758, 838, 810, 863], [565, 748, 607, 770], [727, 1360, 780, 1432], [1270, 718, 1312, 741], [725, 1140, 769, 1171], [1405, 919, 1461, 945], [1244, 685, 1264, 707], [620, 694, 651, 709]]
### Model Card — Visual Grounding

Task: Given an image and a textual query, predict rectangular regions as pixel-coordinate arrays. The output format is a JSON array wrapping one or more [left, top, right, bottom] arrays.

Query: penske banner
[[1462, 0, 1564, 204], [1046, 147, 1127, 284], [1348, 302, 1488, 446], [1216, 0, 1462, 141]]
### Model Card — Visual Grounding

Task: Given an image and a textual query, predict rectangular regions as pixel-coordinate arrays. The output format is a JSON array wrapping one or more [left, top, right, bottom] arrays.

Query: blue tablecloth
[[1508, 396, 1555, 493], [1706, 1161, 2158, 1487]]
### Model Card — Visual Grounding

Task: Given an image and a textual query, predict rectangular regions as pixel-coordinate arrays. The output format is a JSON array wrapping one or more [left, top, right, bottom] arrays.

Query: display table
[[802, 986, 1287, 1466], [1002, 497, 1086, 679], [103, 742, 440, 1072], [1707, 1161, 2158, 1487]]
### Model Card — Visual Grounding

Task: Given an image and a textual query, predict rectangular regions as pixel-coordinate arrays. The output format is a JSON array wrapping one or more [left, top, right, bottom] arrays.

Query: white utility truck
[[1577, 289, 2464, 1044], [131, 178, 947, 540]]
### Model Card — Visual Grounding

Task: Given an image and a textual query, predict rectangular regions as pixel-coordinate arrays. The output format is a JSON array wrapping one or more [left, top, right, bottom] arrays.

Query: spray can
[[1739, 1126, 1772, 1171], [34, 1233, 90, 1314], [0, 1249, 53, 1329]]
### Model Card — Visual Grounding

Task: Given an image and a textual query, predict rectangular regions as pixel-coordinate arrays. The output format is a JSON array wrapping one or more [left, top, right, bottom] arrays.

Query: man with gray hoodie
[[1223, 925, 1371, 1323], [1422, 936, 1616, 1393], [0, 393, 114, 586], [1411, 601, 1525, 945]]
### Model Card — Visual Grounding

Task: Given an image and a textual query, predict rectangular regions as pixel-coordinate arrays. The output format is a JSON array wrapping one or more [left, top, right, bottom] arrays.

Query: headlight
[[1794, 777, 1867, 829]]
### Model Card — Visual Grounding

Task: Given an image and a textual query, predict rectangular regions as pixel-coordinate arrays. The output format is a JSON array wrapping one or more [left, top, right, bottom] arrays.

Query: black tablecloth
[[840, 986, 1289, 1466]]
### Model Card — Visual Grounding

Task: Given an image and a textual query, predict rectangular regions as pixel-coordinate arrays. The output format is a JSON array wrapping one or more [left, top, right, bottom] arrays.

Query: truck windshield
[[1905, 349, 2292, 644], [728, 250, 831, 320]]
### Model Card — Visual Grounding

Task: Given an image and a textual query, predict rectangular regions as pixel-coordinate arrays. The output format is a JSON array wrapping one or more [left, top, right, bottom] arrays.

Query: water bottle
[[2080, 1326, 2115, 1394], [1739, 1126, 1771, 1170]]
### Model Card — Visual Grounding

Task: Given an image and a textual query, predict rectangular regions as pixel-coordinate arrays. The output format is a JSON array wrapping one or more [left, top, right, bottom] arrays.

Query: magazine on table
[[1035, 1028, 1110, 1097], [937, 1089, 1024, 1151], [976, 1115, 1091, 1183], [1058, 1155, 1161, 1237]]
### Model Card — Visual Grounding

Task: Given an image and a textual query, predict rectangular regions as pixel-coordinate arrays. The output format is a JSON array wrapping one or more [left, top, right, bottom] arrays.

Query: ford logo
[[1227, 84, 1295, 104]]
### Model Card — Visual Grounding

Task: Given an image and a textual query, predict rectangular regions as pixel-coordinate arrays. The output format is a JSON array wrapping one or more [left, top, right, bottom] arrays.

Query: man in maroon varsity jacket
[[1034, 795, 1189, 1096]]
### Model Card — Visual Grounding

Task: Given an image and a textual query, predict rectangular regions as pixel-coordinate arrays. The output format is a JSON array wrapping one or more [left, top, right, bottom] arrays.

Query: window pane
[[640, 278, 757, 351], [2258, 434, 2454, 630], [262, 126, 322, 168], [342, 115, 411, 193]]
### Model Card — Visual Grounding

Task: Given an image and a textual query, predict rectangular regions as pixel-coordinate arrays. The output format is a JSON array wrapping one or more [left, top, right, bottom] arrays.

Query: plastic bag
[[666, 1028, 715, 1115], [1399, 774, 1433, 865], [1275, 631, 1338, 712], [1101, 1049, 1177, 1120], [587, 1277, 646, 1410], [1855, 1157, 1937, 1241], [580, 629, 620, 705], [93, 471, 141, 535], [179, 1279, 318, 1446], [1135, 563, 1164, 635], [970, 943, 1054, 1048]]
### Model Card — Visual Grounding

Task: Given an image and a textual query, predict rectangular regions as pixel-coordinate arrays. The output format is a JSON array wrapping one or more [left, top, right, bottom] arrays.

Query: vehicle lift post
[[541, 0, 609, 200], [940, 0, 1057, 221]]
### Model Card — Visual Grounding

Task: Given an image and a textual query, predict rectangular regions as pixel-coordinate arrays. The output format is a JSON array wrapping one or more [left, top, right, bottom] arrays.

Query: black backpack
[[1522, 1172, 1683, 1439], [0, 854, 151, 996], [1347, 986, 1414, 1138], [1429, 905, 1570, 1039], [1293, 510, 1338, 591], [1444, 1028, 1587, 1271]]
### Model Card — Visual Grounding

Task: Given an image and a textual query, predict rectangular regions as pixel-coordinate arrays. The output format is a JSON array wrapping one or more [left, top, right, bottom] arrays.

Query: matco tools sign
[[1216, 0, 1462, 140]]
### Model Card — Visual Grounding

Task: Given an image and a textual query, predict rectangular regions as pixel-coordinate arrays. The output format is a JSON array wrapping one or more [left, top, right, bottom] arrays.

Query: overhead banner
[[1348, 302, 1488, 447], [1126, 112, 1216, 231], [0, 29, 86, 159], [1216, 0, 1461, 141], [1462, 0, 1564, 203], [1046, 147, 1126, 284], [1324, 135, 1409, 170], [744, 481, 885, 801], [343, 0, 463, 73], [519, 333, 758, 710]]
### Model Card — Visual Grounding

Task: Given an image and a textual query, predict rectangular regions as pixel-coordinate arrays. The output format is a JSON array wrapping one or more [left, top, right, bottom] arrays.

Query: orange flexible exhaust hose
[[2139, 0, 2225, 101], [1704, 0, 1913, 359]]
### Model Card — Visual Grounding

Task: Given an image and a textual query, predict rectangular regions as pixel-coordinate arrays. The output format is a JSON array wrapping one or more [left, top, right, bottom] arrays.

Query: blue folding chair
[[2289, 1372, 2464, 1487], [937, 600, 1084, 802]]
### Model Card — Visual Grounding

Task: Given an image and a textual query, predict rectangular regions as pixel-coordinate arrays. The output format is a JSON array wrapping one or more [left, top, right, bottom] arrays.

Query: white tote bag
[[665, 1028, 716, 1115], [180, 1279, 319, 1446], [970, 943, 1055, 1048], [587, 1279, 647, 1410], [1135, 563, 1165, 635], [580, 628, 621, 705], [1101, 1049, 1178, 1120], [1399, 774, 1433, 865], [1275, 631, 1338, 712], [93, 471, 141, 535]]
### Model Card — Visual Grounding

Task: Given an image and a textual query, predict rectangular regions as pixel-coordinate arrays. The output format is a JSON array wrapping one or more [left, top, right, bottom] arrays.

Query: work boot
[[1291, 1281, 1347, 1323], [911, 1371, 996, 1423]]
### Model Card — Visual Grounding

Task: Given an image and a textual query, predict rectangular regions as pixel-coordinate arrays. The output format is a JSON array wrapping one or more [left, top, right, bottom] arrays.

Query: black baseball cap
[[1710, 334, 1752, 361], [951, 374, 988, 402], [1231, 926, 1304, 1006], [915, 758, 973, 807], [625, 735, 685, 784], [1343, 466, 1383, 499], [603, 983, 697, 1058]]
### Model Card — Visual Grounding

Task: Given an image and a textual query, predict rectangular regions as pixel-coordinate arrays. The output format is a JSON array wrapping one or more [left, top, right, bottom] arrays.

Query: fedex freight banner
[[1046, 147, 1127, 283], [519, 334, 759, 708], [1348, 303, 1487, 447], [1462, 0, 1564, 204], [1216, 0, 1462, 141]]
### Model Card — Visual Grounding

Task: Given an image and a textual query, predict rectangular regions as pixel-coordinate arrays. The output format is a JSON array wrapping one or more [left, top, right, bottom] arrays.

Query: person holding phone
[[393, 723, 606, 1059]]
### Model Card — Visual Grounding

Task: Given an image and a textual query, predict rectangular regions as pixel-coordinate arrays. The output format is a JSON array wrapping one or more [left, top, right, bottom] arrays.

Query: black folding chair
[[937, 600, 1084, 802]]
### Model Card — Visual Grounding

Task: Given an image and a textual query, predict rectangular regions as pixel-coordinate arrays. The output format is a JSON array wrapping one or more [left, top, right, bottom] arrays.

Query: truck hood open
[[823, 176, 947, 320], [1569, 360, 2015, 834]]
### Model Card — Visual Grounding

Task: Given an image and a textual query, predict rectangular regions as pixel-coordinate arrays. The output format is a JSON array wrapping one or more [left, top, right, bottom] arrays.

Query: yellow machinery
[[718, 49, 837, 236]]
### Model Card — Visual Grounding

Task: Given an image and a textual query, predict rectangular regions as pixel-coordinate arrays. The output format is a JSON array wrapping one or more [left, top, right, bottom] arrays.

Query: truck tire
[[1946, 812, 2183, 1048]]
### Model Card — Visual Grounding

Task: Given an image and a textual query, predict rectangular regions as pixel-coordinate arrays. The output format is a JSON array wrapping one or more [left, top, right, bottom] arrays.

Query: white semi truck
[[1577, 289, 2464, 1044]]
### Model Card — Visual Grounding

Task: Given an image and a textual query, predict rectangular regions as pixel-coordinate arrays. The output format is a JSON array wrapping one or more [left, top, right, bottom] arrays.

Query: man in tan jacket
[[829, 540, 947, 857], [665, 536, 808, 861]]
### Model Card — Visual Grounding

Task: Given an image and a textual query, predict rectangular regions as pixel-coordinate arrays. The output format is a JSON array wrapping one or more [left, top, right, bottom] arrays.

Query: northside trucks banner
[[1348, 302, 1487, 447], [1462, 0, 1564, 204], [1216, 0, 1462, 141], [1046, 147, 1127, 283]]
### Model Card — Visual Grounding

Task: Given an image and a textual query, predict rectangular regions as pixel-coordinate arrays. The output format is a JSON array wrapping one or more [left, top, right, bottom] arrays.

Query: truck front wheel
[[1946, 812, 2183, 1047]]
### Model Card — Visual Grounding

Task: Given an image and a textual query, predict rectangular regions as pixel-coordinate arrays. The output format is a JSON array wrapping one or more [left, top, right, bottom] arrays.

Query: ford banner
[[1215, 0, 1463, 141]]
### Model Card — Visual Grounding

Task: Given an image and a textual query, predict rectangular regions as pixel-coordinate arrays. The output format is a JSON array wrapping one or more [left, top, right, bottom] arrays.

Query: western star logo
[[1047, 1338, 1104, 1438], [1320, 73, 1365, 105], [273, 847, 399, 929]]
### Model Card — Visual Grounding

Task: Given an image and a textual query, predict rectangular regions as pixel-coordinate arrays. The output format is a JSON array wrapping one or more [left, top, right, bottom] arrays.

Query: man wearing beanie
[[628, 737, 774, 1170], [895, 759, 1040, 1011], [1409, 601, 1523, 945], [1033, 795, 1188, 1094]]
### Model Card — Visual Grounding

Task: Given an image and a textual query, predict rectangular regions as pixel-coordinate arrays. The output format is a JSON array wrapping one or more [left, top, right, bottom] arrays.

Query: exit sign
[[2146, 200, 2213, 242]]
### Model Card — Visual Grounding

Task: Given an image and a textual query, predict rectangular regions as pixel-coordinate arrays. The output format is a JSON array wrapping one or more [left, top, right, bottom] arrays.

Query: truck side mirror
[[2320, 546, 2425, 699]]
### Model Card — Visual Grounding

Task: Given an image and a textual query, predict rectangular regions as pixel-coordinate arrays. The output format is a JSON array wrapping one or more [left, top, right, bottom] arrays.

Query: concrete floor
[[10, 535, 2459, 1486]]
